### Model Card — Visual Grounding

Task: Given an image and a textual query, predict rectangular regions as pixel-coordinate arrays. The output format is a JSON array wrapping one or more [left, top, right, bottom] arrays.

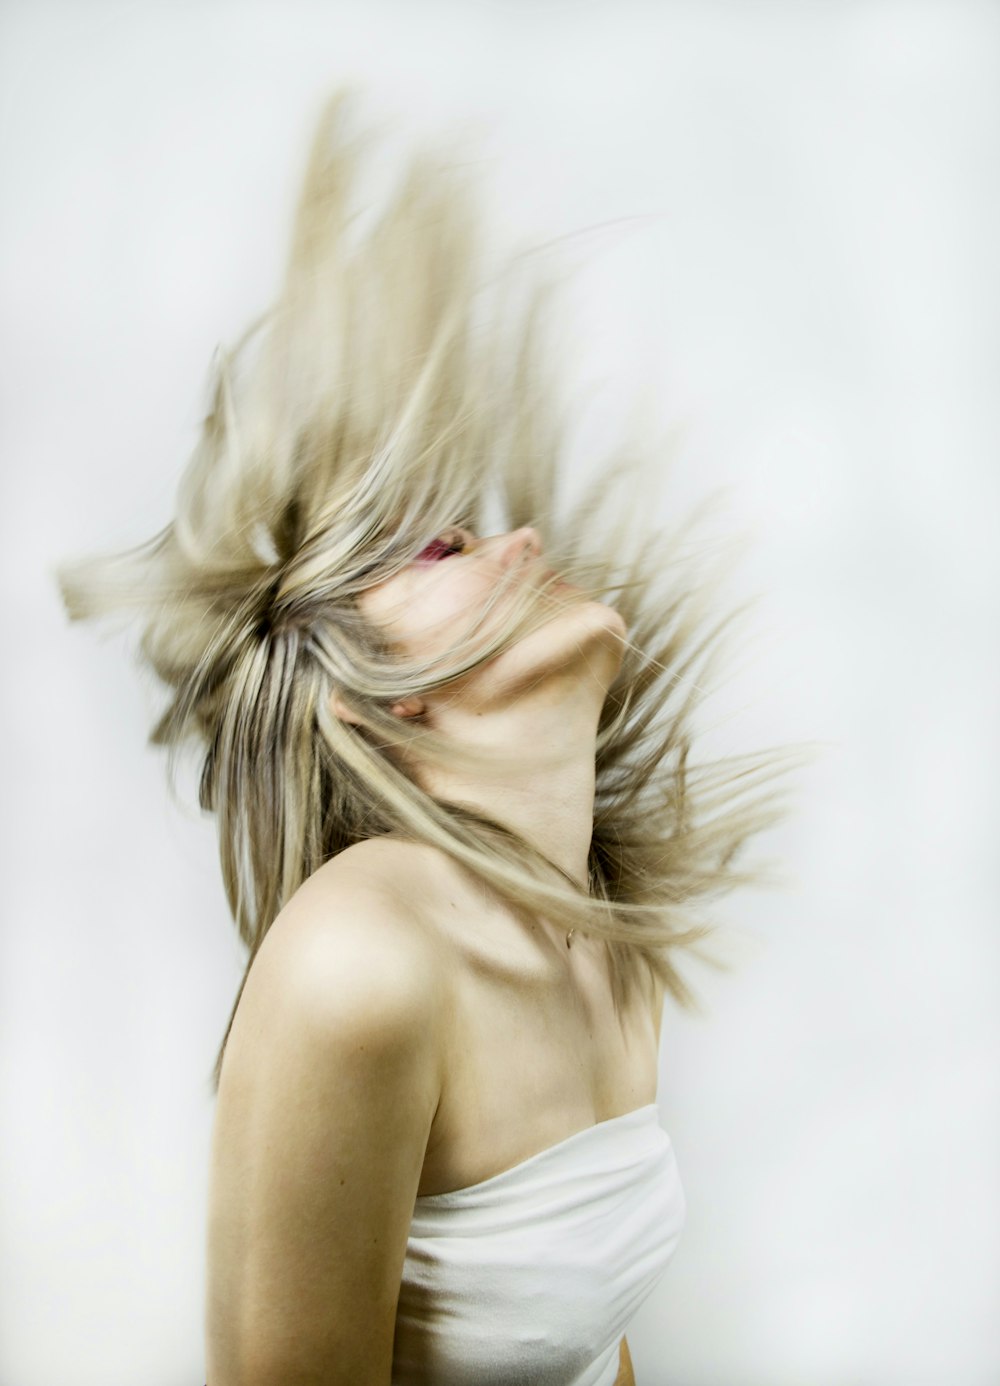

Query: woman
[[61, 94, 785, 1385]]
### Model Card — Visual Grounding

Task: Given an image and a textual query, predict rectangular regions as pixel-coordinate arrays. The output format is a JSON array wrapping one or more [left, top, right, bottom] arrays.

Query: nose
[[493, 526, 543, 569]]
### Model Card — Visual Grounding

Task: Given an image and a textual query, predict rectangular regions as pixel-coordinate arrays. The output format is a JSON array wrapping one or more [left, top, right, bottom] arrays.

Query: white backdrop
[[1, 3, 998, 1384]]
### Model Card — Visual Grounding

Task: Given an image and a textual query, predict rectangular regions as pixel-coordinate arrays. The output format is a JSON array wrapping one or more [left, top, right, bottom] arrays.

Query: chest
[[418, 927, 661, 1196], [396, 1104, 686, 1385]]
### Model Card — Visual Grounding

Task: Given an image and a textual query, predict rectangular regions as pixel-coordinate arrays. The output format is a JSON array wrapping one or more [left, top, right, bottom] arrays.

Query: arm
[[204, 865, 446, 1386], [614, 1336, 636, 1386]]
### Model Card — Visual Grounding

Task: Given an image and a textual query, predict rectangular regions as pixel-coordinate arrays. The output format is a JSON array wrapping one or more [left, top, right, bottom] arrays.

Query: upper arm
[[614, 1336, 635, 1386], [205, 869, 445, 1386]]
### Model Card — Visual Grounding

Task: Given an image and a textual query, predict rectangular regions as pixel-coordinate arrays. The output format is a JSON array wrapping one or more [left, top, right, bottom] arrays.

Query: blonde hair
[[59, 93, 793, 1092]]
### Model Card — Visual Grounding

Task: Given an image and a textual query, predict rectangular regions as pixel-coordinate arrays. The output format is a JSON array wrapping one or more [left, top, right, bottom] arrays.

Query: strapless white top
[[391, 1104, 685, 1386]]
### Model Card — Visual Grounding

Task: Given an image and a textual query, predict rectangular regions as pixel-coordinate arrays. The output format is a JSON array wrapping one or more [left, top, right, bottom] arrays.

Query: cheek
[[409, 580, 496, 658], [360, 572, 489, 661]]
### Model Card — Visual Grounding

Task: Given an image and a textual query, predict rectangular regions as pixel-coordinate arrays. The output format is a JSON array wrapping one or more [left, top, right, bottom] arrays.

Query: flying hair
[[59, 91, 796, 1092]]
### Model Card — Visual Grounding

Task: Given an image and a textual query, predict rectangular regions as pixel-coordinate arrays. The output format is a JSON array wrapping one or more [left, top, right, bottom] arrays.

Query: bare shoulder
[[283, 834, 453, 935], [246, 836, 450, 1024], [207, 837, 451, 1385], [220, 834, 461, 1103]]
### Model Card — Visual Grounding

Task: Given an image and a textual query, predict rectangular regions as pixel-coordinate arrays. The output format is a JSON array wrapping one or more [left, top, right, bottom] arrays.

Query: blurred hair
[[59, 92, 793, 1092]]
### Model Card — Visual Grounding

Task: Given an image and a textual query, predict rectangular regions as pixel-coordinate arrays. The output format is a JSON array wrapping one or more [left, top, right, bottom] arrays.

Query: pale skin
[[205, 526, 665, 1385]]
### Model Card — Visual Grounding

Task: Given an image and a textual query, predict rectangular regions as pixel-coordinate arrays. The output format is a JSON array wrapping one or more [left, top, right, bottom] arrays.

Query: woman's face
[[357, 524, 626, 700]]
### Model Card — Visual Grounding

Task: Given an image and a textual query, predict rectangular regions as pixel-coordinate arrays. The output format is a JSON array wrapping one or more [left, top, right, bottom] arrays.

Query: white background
[[1, 3, 998, 1384]]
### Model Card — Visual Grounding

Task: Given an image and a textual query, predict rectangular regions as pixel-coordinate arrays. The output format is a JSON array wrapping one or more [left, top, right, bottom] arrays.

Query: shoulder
[[208, 839, 451, 1382], [290, 833, 454, 926], [240, 838, 451, 1050], [218, 838, 457, 1108]]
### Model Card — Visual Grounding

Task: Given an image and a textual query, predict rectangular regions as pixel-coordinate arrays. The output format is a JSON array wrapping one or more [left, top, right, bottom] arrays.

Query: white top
[[391, 1104, 686, 1386]]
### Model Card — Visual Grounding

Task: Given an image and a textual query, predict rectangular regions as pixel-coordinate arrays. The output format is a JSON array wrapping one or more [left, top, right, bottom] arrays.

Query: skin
[[349, 525, 628, 888], [205, 526, 664, 1385]]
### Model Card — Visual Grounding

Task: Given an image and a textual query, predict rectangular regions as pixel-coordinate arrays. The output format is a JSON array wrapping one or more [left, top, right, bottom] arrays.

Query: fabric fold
[[392, 1104, 686, 1386]]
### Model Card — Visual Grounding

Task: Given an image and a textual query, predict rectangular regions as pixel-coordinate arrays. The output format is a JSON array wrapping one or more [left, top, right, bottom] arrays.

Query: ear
[[328, 691, 425, 724], [329, 690, 365, 725], [389, 697, 426, 720]]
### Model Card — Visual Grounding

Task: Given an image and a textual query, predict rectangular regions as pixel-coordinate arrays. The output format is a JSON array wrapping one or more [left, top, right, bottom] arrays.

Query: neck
[[415, 679, 602, 892]]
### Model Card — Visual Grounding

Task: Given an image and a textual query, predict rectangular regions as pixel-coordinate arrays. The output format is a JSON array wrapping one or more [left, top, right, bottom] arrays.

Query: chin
[[584, 600, 629, 674], [491, 595, 628, 699]]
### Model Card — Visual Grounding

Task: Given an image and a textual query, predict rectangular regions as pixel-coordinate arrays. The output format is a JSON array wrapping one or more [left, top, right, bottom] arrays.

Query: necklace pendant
[[566, 928, 576, 948]]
